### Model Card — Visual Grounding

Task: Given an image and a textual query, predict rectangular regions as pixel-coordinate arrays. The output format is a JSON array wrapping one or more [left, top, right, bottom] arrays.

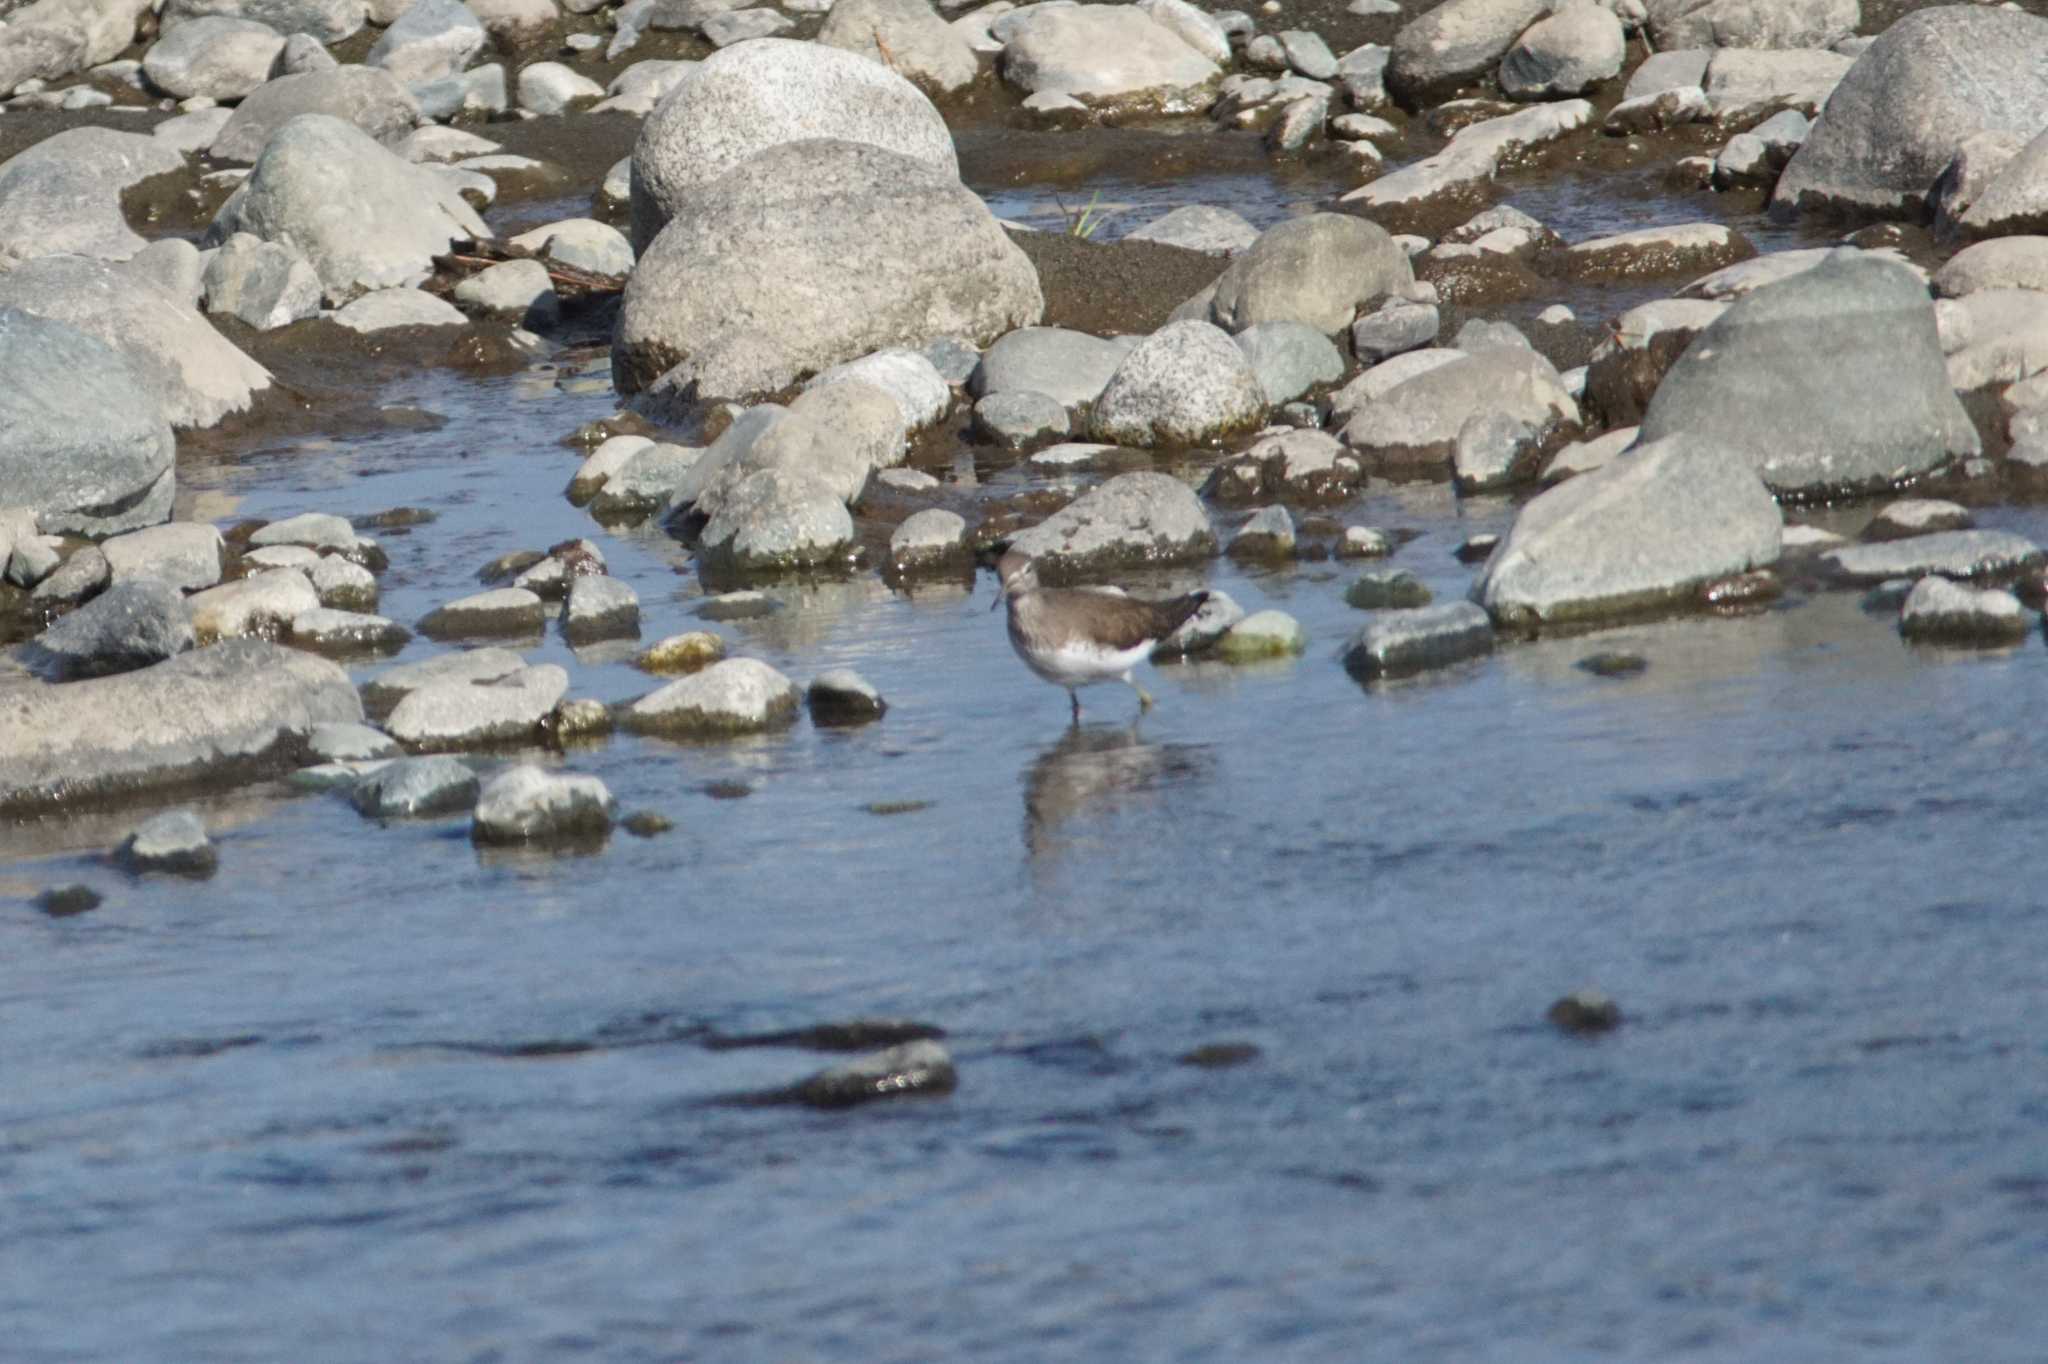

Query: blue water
[[5, 115, 2048, 1362]]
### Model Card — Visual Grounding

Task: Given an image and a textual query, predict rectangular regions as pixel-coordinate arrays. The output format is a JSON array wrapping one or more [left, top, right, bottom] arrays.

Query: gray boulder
[[208, 66, 422, 164], [804, 348, 952, 432], [142, 16, 286, 100], [1340, 346, 1576, 475], [629, 37, 957, 253], [21, 579, 194, 680], [116, 808, 218, 877], [818, 0, 978, 94], [1233, 322, 1344, 405], [1388, 0, 1549, 103], [1645, 0, 1856, 52], [1342, 602, 1495, 679], [0, 254, 271, 431], [288, 608, 410, 655], [331, 288, 468, 332], [102, 522, 223, 592], [1193, 214, 1415, 336], [0, 639, 361, 816], [360, 645, 525, 715], [560, 574, 640, 643], [1088, 320, 1268, 446], [507, 218, 633, 276], [999, 4, 1222, 112], [385, 661, 568, 750], [1474, 432, 1782, 628], [1123, 204, 1259, 255], [419, 587, 545, 638], [188, 569, 322, 642], [0, 127, 184, 269], [620, 657, 802, 736], [1344, 101, 1593, 211], [350, 754, 479, 817], [0, 0, 153, 99], [970, 326, 1131, 407], [806, 668, 887, 726], [1637, 253, 1979, 499], [31, 544, 111, 608], [888, 508, 969, 575], [471, 765, 617, 843], [0, 309, 176, 536], [1004, 470, 1216, 577], [1818, 530, 2044, 586], [696, 468, 858, 577], [1774, 8, 2048, 219], [367, 0, 486, 85], [1500, 0, 1625, 99], [163, 0, 368, 42], [1897, 575, 2030, 645], [207, 114, 489, 304], [203, 232, 323, 330], [616, 139, 1041, 409]]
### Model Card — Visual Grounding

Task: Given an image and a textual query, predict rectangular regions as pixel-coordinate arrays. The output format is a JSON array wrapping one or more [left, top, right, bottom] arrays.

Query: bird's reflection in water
[[1022, 721, 1212, 862]]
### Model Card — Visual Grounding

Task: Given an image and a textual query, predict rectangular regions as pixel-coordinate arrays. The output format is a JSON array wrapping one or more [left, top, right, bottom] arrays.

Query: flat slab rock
[[619, 657, 801, 736], [350, 754, 480, 818], [1343, 601, 1495, 679], [0, 639, 362, 815], [384, 662, 569, 752], [1818, 530, 2045, 586]]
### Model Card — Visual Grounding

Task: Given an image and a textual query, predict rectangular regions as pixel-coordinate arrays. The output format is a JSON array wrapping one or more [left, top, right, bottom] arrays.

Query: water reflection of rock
[[1022, 722, 1211, 860]]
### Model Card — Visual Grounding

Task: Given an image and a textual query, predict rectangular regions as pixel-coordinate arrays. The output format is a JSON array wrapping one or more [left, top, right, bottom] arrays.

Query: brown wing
[[1038, 588, 1211, 650]]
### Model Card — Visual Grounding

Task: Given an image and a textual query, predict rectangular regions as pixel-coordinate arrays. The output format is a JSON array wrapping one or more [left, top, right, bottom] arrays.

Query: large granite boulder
[[818, 0, 978, 94], [629, 37, 957, 253], [1388, 0, 1550, 104], [0, 127, 185, 269], [1774, 7, 2048, 219], [998, 3, 1222, 112], [1187, 214, 1416, 336], [1637, 252, 1979, 499], [208, 65, 422, 164], [615, 138, 1041, 410], [0, 0, 153, 98], [1644, 0, 1857, 51], [205, 113, 489, 303]]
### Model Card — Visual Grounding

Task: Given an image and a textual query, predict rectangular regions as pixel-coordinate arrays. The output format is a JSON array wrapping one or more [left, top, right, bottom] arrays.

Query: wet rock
[[999, 4, 1220, 111], [0, 254, 268, 433], [629, 37, 957, 253], [1563, 223, 1755, 281], [1388, 0, 1549, 103], [453, 259, 557, 327], [818, 0, 976, 94], [1345, 570, 1431, 609], [1204, 428, 1363, 506], [1233, 322, 1343, 406], [1943, 288, 2048, 392], [331, 287, 468, 332], [21, 579, 194, 680], [471, 764, 616, 844], [888, 508, 971, 576], [116, 809, 218, 877], [1774, 9, 2048, 220], [308, 556, 377, 610], [1577, 650, 1648, 678], [1334, 39, 1389, 107], [188, 569, 322, 642], [1191, 214, 1415, 337], [1005, 471, 1216, 577], [1713, 109, 1809, 190], [385, 662, 568, 751], [288, 607, 409, 656], [618, 140, 1040, 411], [367, 0, 484, 85], [1581, 297, 1725, 427], [1604, 84, 1710, 135], [31, 544, 111, 609], [1864, 499, 1971, 543], [764, 1039, 957, 1108], [419, 587, 545, 640], [307, 721, 397, 763], [1152, 588, 1244, 658], [0, 127, 184, 269], [590, 442, 702, 522], [567, 435, 653, 504], [1337, 526, 1395, 559], [807, 668, 887, 726], [551, 697, 614, 741], [970, 326, 1129, 408], [696, 468, 859, 578], [1897, 575, 2029, 645], [1216, 608, 1305, 662], [350, 753, 479, 818], [203, 233, 323, 331], [1351, 299, 1440, 363], [560, 575, 639, 644], [36, 884, 103, 917], [1947, 134, 2048, 241], [1548, 989, 1620, 1035], [208, 115, 487, 305], [1500, 0, 1624, 99], [1473, 432, 1781, 628], [143, 16, 285, 101], [638, 631, 725, 675], [209, 65, 422, 164], [1340, 346, 1576, 476], [413, 63, 510, 119], [249, 511, 358, 554], [974, 391, 1069, 449], [1088, 320, 1267, 447], [1343, 601, 1495, 679], [360, 645, 525, 715], [1817, 530, 2045, 587], [1345, 101, 1594, 211], [1123, 204, 1259, 256], [0, 639, 361, 815], [620, 656, 802, 736], [1637, 254, 1978, 499], [510, 539, 606, 600], [1226, 505, 1296, 562], [102, 522, 224, 593], [507, 218, 632, 277], [689, 403, 891, 515], [1451, 409, 1546, 493]]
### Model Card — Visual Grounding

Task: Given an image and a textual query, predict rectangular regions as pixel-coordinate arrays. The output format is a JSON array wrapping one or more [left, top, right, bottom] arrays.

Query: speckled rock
[[418, 587, 546, 639], [636, 631, 725, 673], [620, 657, 802, 736], [101, 522, 224, 592], [1343, 601, 1495, 678], [1004, 471, 1217, 578], [384, 662, 569, 751], [188, 568, 322, 642], [1897, 575, 2030, 645], [1818, 530, 2044, 586], [888, 507, 971, 575], [350, 754, 480, 818], [560, 574, 640, 644], [116, 808, 218, 876], [288, 607, 410, 655], [21, 579, 194, 680], [471, 764, 617, 843], [1088, 320, 1268, 447]]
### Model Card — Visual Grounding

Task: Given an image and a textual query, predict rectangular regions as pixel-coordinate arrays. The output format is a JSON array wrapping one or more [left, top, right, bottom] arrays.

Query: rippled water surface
[[5, 136, 2048, 1362]]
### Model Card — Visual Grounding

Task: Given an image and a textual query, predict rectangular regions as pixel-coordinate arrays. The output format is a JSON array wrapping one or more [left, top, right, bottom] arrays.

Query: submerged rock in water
[[471, 764, 617, 843], [116, 808, 218, 877], [360, 646, 526, 715], [350, 754, 480, 818], [1152, 589, 1245, 659], [888, 508, 971, 577], [0, 640, 362, 816], [746, 1038, 958, 1108], [620, 657, 802, 737], [636, 631, 725, 674], [1473, 432, 1782, 629], [1343, 601, 1495, 679], [1548, 989, 1622, 1035], [806, 668, 888, 726]]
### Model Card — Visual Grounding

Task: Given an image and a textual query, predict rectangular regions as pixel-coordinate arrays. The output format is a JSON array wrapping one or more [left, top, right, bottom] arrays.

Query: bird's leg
[[1130, 676, 1154, 711], [1069, 689, 1082, 724]]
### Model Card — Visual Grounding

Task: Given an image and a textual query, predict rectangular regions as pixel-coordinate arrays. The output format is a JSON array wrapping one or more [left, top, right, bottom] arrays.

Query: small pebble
[[1548, 990, 1622, 1035], [36, 884, 102, 917], [1577, 651, 1647, 678], [1177, 1042, 1262, 1068], [1453, 534, 1500, 564], [622, 811, 674, 837]]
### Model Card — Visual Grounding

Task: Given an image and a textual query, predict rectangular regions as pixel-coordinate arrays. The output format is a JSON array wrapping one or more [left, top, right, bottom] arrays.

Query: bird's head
[[992, 550, 1041, 611]]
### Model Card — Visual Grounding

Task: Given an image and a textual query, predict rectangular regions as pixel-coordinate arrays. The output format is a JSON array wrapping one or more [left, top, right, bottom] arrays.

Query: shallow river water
[[5, 126, 2048, 1361]]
